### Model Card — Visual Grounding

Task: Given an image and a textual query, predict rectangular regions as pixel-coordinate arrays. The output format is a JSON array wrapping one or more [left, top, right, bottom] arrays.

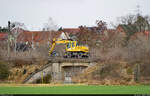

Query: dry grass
[[72, 60, 136, 85], [8, 59, 48, 83], [0, 83, 86, 87]]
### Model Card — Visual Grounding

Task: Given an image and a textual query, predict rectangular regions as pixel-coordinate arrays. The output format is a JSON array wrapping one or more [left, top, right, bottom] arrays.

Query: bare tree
[[117, 14, 136, 25], [95, 20, 107, 33], [134, 15, 150, 32], [117, 14, 150, 31], [10, 22, 26, 55], [96, 20, 107, 29], [43, 17, 58, 31]]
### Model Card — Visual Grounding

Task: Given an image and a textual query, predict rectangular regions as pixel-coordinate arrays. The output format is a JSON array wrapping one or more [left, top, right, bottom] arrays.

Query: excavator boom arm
[[49, 41, 56, 55], [49, 38, 71, 56]]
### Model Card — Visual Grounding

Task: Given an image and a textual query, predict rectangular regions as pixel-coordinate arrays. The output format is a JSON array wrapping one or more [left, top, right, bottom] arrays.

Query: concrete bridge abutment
[[51, 62, 97, 83]]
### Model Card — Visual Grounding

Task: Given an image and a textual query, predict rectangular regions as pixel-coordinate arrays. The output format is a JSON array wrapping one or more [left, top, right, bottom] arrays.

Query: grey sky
[[0, 0, 150, 30]]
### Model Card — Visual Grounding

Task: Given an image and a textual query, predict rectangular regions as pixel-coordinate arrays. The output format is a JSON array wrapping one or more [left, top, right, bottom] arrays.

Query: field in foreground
[[0, 85, 150, 94]]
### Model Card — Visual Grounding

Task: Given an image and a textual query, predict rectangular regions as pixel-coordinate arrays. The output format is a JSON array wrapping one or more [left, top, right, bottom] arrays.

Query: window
[[72, 42, 74, 47], [67, 43, 71, 48]]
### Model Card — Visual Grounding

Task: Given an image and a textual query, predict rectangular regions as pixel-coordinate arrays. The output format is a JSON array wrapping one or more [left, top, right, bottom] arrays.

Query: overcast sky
[[0, 0, 150, 30]]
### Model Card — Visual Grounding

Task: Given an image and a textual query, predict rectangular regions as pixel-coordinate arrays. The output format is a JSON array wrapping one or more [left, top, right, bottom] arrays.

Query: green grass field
[[0, 85, 150, 94]]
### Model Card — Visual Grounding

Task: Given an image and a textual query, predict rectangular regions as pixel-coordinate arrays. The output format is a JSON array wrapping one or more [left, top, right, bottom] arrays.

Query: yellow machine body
[[49, 38, 89, 58]]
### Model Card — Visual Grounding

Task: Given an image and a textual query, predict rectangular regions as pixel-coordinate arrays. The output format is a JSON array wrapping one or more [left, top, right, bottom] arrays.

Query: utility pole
[[8, 21, 11, 58]]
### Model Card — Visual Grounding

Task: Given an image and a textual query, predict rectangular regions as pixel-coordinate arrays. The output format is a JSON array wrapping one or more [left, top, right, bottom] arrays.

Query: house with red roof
[[16, 30, 65, 49], [144, 30, 150, 39], [62, 28, 80, 36], [17, 31, 52, 48], [0, 33, 8, 41], [116, 24, 150, 40], [0, 33, 8, 49], [130, 30, 150, 40]]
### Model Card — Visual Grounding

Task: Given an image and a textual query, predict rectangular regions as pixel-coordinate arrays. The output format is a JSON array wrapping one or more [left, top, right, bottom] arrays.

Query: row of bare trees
[[0, 17, 59, 60]]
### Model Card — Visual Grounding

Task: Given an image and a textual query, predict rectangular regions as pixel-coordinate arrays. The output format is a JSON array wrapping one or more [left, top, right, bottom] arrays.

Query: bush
[[99, 63, 121, 79], [35, 74, 51, 84], [12, 59, 34, 67], [127, 67, 133, 75], [0, 61, 10, 80]]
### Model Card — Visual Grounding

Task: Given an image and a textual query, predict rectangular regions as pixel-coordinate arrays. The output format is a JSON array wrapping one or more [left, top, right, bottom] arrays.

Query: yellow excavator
[[49, 38, 89, 58]]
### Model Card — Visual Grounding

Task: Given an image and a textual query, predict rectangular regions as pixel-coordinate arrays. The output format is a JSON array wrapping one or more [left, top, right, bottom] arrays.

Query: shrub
[[0, 61, 10, 80], [127, 67, 133, 75], [35, 74, 51, 84]]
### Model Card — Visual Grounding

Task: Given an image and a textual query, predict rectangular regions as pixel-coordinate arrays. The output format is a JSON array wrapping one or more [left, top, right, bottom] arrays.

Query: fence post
[[137, 63, 140, 82], [134, 64, 140, 82], [41, 71, 44, 84]]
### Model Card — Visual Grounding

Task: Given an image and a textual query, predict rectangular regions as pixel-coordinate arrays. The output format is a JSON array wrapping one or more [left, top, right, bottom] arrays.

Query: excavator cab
[[66, 41, 76, 49]]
